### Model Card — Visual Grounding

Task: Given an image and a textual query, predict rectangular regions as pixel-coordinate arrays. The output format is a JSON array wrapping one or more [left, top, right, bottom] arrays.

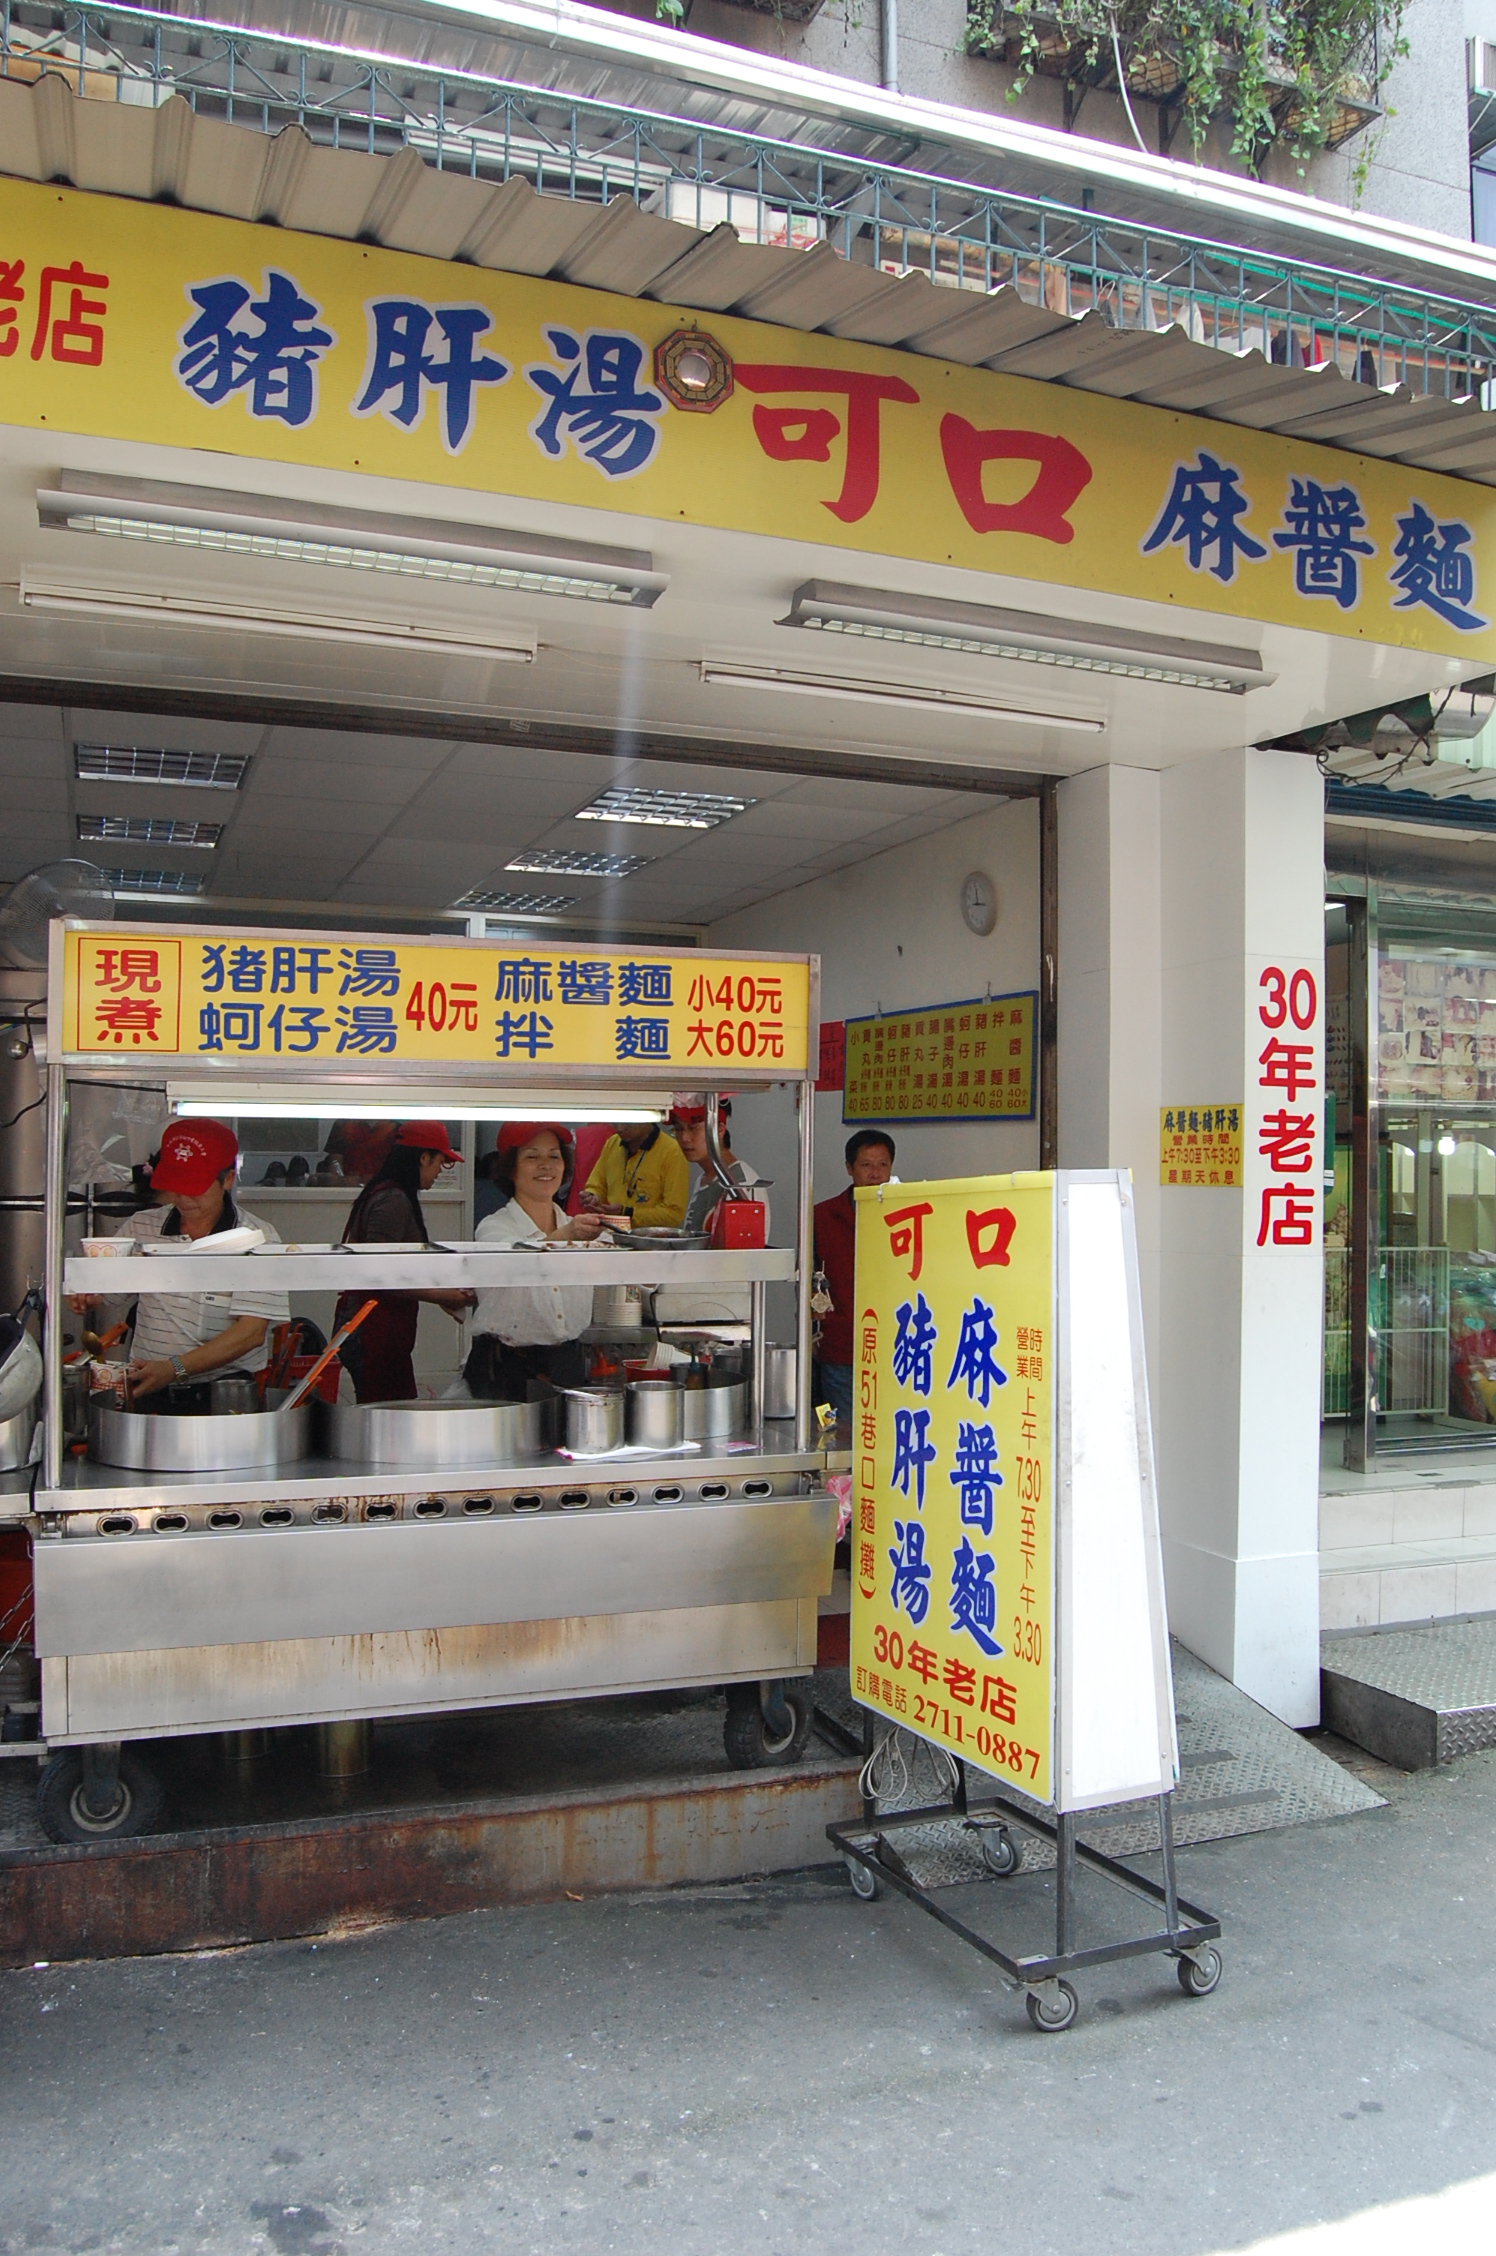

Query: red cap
[[670, 1101, 706, 1127], [496, 1121, 574, 1155], [395, 1120, 461, 1165], [151, 1119, 239, 1197]]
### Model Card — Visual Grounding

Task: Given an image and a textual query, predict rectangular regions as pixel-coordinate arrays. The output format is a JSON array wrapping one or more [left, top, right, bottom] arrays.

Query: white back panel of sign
[[1058, 1173, 1178, 1813]]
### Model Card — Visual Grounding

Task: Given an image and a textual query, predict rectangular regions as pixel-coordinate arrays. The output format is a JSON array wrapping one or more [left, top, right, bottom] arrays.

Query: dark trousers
[[463, 1334, 588, 1401]]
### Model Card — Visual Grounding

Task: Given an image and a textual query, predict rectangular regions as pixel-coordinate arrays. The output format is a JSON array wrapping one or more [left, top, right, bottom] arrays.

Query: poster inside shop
[[55, 924, 812, 1074], [843, 994, 1036, 1123], [849, 1172, 1055, 1799]]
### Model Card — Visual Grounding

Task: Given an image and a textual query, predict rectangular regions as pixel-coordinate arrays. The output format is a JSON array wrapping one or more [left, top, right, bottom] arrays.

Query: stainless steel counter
[[65, 1248, 796, 1294]]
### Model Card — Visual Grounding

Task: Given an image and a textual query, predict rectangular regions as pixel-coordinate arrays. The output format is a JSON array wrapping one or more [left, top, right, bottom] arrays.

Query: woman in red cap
[[335, 1121, 474, 1404], [465, 1124, 604, 1399]]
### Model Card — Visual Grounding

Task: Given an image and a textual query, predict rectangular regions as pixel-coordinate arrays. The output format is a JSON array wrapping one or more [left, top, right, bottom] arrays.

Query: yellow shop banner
[[2, 177, 1495, 660], [58, 924, 812, 1072], [849, 1172, 1056, 1797]]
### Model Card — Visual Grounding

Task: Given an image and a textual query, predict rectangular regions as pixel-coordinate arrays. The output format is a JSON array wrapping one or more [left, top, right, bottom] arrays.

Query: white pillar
[[1058, 749, 1323, 1726]]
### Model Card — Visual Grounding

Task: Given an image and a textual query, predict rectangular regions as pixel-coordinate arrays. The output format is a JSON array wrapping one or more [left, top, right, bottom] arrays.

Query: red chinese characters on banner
[[81, 942, 182, 1050], [0, 258, 110, 365], [1252, 962, 1320, 1248], [684, 968, 785, 1062], [736, 364, 920, 523], [966, 1205, 1017, 1269], [882, 1199, 934, 1281], [939, 416, 1093, 545]]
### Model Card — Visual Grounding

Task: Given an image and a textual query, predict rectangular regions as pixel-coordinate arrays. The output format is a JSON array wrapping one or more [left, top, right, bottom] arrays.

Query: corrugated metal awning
[[5, 71, 1496, 486]]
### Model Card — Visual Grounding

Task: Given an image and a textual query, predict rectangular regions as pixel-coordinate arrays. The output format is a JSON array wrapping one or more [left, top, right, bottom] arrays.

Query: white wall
[[707, 796, 1040, 1334]]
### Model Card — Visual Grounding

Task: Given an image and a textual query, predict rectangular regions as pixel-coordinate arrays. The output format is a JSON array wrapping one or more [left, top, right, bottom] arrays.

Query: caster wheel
[[845, 1854, 882, 1901], [723, 1682, 814, 1770], [36, 1750, 165, 1844], [979, 1826, 1022, 1878], [1177, 1947, 1222, 1998], [1025, 1980, 1079, 2034]]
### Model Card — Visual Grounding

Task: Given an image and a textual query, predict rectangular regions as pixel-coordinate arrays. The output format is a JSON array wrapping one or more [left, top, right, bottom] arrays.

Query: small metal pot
[[626, 1378, 683, 1449], [680, 1379, 745, 1441], [0, 1400, 36, 1471], [564, 1387, 625, 1455], [210, 1372, 260, 1416], [761, 1346, 798, 1420]]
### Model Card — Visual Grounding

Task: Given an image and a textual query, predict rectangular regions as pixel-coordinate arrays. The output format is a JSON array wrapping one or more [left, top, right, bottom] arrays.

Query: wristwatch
[[170, 1356, 189, 1383]]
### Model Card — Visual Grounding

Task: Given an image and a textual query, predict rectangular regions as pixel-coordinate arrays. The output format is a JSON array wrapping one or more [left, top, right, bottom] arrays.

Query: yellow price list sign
[[849, 1173, 1055, 1797]]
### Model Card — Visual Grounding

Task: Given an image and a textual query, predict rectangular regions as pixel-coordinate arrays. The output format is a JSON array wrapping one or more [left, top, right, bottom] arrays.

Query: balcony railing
[[3, 0, 1494, 400]]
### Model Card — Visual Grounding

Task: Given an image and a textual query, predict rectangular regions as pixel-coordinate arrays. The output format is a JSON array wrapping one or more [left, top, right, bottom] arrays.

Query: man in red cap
[[70, 1119, 291, 1403], [336, 1121, 474, 1402]]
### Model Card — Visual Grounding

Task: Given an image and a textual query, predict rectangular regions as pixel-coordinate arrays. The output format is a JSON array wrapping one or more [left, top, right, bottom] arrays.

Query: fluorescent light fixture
[[21, 575, 535, 664], [169, 1083, 668, 1124], [700, 662, 1104, 732], [80, 814, 222, 849], [779, 581, 1274, 696], [105, 868, 206, 897], [40, 470, 668, 608], [75, 745, 250, 790], [452, 888, 580, 914], [506, 849, 651, 878], [576, 786, 755, 830]]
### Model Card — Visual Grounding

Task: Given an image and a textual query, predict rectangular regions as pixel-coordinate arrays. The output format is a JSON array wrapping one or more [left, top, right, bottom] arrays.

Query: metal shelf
[[64, 1249, 798, 1293]]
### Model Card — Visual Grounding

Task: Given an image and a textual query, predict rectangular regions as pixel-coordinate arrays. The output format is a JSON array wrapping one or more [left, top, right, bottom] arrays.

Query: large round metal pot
[[0, 1400, 36, 1471], [324, 1396, 550, 1468], [564, 1387, 625, 1455], [626, 1378, 683, 1448], [680, 1380, 745, 1441], [88, 1402, 315, 1472]]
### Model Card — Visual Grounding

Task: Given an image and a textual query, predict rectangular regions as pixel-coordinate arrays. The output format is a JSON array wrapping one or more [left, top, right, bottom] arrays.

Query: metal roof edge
[[347, 0, 1496, 301]]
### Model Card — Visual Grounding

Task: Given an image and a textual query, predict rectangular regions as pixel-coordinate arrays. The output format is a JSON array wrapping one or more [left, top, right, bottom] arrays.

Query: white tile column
[[1059, 748, 1324, 1726]]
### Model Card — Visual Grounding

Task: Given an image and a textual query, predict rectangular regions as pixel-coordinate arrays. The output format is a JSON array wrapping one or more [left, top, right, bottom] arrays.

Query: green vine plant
[[964, 0, 1407, 177]]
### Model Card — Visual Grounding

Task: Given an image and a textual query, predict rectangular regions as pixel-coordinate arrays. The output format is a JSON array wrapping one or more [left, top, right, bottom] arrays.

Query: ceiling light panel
[[75, 745, 250, 790], [40, 472, 668, 608], [80, 814, 222, 849], [506, 850, 651, 879], [452, 888, 580, 914], [106, 867, 207, 896], [700, 663, 1103, 732], [575, 786, 755, 830], [22, 576, 535, 664], [779, 580, 1273, 695]]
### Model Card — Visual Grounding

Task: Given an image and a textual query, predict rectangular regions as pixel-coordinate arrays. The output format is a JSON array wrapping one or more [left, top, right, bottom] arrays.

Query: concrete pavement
[[3, 1740, 1494, 2256]]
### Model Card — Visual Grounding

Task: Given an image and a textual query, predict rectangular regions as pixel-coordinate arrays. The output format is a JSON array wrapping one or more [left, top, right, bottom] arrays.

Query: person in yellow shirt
[[581, 1121, 689, 1228]]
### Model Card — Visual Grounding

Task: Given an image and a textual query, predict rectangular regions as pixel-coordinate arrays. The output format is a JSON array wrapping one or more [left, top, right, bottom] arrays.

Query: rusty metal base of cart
[[828, 1775, 1222, 2035]]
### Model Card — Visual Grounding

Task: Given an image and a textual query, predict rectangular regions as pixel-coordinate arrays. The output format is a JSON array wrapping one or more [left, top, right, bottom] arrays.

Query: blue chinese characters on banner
[[354, 299, 509, 454], [1142, 450, 1267, 584], [1272, 478, 1375, 611], [524, 326, 667, 478], [176, 271, 334, 428]]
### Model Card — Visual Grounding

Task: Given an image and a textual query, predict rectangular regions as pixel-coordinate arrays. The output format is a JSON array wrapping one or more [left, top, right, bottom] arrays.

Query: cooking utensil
[[89, 1400, 315, 1472], [324, 1396, 550, 1468], [680, 1379, 746, 1441], [564, 1387, 625, 1454], [626, 1377, 683, 1448], [140, 1224, 265, 1256], [281, 1298, 376, 1412], [210, 1372, 260, 1416], [628, 1228, 710, 1249], [761, 1346, 798, 1420], [0, 1401, 37, 1470]]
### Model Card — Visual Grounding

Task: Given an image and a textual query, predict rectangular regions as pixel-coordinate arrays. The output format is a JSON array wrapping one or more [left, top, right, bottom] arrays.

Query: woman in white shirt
[[464, 1123, 603, 1399]]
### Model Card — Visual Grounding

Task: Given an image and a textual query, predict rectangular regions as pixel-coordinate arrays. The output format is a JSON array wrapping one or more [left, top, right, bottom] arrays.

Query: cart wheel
[[1177, 1946, 1222, 1998], [979, 1826, 1022, 1878], [1025, 1980, 1079, 2034], [845, 1853, 881, 1901], [722, 1682, 814, 1769], [36, 1750, 165, 1844]]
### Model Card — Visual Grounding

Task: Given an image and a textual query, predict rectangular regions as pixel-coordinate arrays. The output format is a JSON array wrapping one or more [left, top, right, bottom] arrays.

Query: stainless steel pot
[[762, 1346, 798, 1420], [680, 1379, 745, 1441], [88, 1401, 315, 1472], [564, 1387, 625, 1455], [324, 1396, 551, 1468], [0, 1400, 36, 1471], [626, 1378, 683, 1448], [210, 1372, 260, 1416]]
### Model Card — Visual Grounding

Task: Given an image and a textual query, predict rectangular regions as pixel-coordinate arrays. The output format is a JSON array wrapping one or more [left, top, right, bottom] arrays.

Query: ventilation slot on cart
[[312, 1502, 347, 1525], [511, 1492, 543, 1512], [98, 1514, 136, 1536], [699, 1482, 729, 1501], [742, 1479, 773, 1498], [463, 1495, 495, 1516], [559, 1489, 590, 1510], [652, 1484, 683, 1504], [207, 1509, 242, 1531], [363, 1501, 400, 1521], [607, 1487, 638, 1509], [259, 1506, 295, 1527], [413, 1496, 447, 1519], [152, 1511, 189, 1533]]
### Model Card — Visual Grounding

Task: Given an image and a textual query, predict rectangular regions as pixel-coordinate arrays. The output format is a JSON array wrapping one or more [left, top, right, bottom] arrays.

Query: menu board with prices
[[843, 993, 1036, 1124]]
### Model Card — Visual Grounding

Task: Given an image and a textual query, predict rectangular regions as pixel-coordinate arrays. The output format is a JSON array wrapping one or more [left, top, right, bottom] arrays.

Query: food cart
[[25, 917, 835, 1842]]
